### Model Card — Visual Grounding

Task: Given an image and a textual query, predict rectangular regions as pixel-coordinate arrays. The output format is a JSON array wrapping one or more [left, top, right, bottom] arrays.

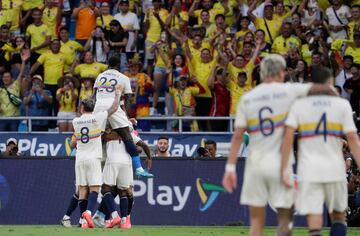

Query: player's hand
[[129, 118, 138, 126], [222, 171, 237, 193], [115, 84, 124, 95], [281, 171, 293, 188]]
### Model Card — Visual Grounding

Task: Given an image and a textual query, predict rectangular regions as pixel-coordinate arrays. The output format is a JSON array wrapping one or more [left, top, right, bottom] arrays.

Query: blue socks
[[127, 196, 134, 216], [78, 199, 87, 215], [86, 191, 98, 214], [132, 156, 142, 169], [103, 192, 117, 214], [330, 222, 347, 236], [123, 140, 143, 169], [120, 197, 128, 218], [65, 194, 78, 217]]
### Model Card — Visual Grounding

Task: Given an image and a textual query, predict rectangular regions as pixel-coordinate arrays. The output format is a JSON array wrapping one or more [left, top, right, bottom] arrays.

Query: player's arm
[[280, 126, 296, 188], [106, 85, 124, 115], [136, 140, 153, 169]]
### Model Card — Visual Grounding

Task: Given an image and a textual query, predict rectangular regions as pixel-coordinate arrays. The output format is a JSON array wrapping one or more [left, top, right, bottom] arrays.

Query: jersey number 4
[[315, 113, 327, 142]]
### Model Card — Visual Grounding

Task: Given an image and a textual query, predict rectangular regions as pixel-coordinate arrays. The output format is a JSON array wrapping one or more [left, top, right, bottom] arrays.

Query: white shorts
[[75, 159, 102, 186], [240, 166, 294, 208], [94, 100, 129, 129], [296, 181, 347, 215], [57, 112, 76, 124], [102, 163, 133, 189]]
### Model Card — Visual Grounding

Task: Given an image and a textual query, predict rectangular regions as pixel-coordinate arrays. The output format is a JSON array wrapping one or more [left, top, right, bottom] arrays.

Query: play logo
[[196, 178, 225, 212]]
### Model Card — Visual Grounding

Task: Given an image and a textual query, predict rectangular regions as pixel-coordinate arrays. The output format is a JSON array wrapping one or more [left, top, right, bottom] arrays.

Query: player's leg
[[101, 184, 120, 228], [327, 182, 348, 236], [113, 127, 153, 177], [249, 206, 266, 236], [329, 211, 347, 236], [60, 192, 79, 227], [127, 186, 134, 224], [307, 214, 323, 236], [118, 189, 129, 228], [78, 186, 89, 228], [276, 208, 293, 236], [82, 185, 100, 228]]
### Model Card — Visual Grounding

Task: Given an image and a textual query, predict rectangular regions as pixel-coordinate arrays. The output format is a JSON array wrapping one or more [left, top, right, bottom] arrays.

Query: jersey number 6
[[259, 106, 274, 136]]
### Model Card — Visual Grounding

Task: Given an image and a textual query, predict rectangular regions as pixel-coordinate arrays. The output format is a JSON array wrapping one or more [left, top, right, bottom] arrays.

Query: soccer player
[[93, 56, 153, 178], [222, 54, 337, 236], [72, 85, 122, 228], [281, 68, 360, 236]]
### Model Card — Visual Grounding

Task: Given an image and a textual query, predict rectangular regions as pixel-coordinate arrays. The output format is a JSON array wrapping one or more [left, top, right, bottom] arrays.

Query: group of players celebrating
[[223, 54, 360, 236], [61, 56, 153, 229]]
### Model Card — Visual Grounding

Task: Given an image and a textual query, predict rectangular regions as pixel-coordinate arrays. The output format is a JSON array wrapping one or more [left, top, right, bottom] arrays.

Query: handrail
[[0, 116, 236, 134]]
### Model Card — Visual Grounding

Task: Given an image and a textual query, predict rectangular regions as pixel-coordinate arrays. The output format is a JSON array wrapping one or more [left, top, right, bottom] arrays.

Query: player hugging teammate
[[61, 56, 153, 229]]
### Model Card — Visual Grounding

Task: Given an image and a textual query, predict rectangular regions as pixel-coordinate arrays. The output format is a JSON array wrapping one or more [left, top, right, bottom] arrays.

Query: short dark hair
[[352, 4, 360, 9], [215, 14, 225, 21], [0, 24, 9, 30], [81, 98, 95, 112], [59, 26, 69, 32], [108, 56, 120, 68], [343, 55, 354, 61], [351, 63, 360, 70], [311, 67, 333, 84], [205, 140, 216, 148], [157, 136, 169, 141]]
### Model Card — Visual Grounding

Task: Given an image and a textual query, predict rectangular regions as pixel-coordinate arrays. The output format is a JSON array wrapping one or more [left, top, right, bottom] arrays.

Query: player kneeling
[[73, 86, 122, 228], [281, 68, 360, 236]]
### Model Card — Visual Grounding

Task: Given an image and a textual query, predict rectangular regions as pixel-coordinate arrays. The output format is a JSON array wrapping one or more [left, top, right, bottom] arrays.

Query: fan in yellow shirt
[[227, 71, 252, 115], [42, 0, 61, 39], [73, 51, 108, 79], [165, 1, 189, 31], [1, 0, 23, 33], [22, 0, 43, 11], [189, 0, 228, 24], [79, 77, 94, 103], [213, 0, 237, 27], [96, 2, 114, 31], [144, 1, 169, 44], [59, 27, 84, 72], [272, 23, 301, 55], [345, 33, 360, 64]]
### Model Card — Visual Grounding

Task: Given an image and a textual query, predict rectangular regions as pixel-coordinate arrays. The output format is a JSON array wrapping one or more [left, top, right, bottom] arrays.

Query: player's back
[[288, 95, 353, 182], [73, 111, 107, 162], [94, 69, 132, 101], [235, 82, 311, 169]]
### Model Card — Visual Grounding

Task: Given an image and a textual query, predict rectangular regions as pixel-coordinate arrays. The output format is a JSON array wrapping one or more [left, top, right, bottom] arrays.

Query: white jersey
[[234, 82, 312, 169], [106, 140, 132, 165], [94, 69, 132, 101], [286, 96, 357, 182], [325, 5, 351, 39], [73, 111, 108, 162]]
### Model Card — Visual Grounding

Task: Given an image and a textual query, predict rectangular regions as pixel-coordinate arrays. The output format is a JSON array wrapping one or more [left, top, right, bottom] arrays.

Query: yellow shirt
[[38, 52, 69, 85], [60, 40, 83, 72], [155, 42, 176, 68], [301, 44, 312, 66], [228, 61, 254, 88], [170, 87, 200, 115], [96, 14, 114, 31], [74, 63, 108, 79], [192, 59, 215, 98], [194, 7, 224, 24], [42, 7, 59, 38], [348, 21, 358, 42], [272, 35, 301, 54], [213, 0, 237, 27], [227, 79, 252, 115], [167, 11, 189, 30], [57, 89, 78, 112], [79, 87, 93, 101], [255, 17, 282, 43], [184, 40, 211, 75], [0, 11, 9, 27], [1, 0, 23, 32], [145, 8, 169, 43], [345, 46, 360, 64], [26, 23, 50, 54], [0, 79, 21, 117], [1, 42, 17, 61], [22, 0, 43, 10]]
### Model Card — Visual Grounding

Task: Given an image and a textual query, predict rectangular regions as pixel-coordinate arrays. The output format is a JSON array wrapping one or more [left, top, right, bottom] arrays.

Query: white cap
[[6, 138, 17, 146]]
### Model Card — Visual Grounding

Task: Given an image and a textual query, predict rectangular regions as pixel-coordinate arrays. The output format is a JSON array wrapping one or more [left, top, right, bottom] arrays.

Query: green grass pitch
[[0, 226, 360, 236]]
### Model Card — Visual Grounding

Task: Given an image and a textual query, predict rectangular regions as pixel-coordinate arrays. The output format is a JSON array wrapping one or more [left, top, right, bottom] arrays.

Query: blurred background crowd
[[0, 0, 359, 133]]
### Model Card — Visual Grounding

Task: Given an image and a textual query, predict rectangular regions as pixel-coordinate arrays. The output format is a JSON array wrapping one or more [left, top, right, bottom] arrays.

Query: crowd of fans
[[0, 0, 360, 132]]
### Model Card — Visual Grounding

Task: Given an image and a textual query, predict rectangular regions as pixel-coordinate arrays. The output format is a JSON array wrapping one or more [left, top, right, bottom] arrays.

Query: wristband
[[225, 163, 236, 173]]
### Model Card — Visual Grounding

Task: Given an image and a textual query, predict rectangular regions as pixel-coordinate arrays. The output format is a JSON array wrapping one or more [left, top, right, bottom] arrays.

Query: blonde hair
[[260, 54, 286, 81]]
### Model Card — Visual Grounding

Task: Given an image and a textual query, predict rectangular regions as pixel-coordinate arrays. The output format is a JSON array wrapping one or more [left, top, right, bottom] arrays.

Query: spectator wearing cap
[[272, 22, 301, 55], [248, 1, 283, 44], [344, 63, 360, 116], [0, 49, 29, 131], [144, 0, 169, 76], [208, 65, 230, 132], [345, 32, 360, 64], [23, 75, 53, 131], [72, 0, 100, 45], [335, 55, 353, 100], [59, 27, 84, 73], [2, 138, 21, 157], [84, 26, 110, 63], [348, 5, 360, 41], [56, 75, 79, 132], [106, 19, 129, 72], [165, 0, 189, 31], [189, 0, 228, 24], [325, 0, 351, 40], [114, 0, 140, 60], [72, 51, 108, 79], [96, 2, 114, 30], [29, 39, 71, 121], [42, 0, 61, 39], [124, 54, 153, 131]]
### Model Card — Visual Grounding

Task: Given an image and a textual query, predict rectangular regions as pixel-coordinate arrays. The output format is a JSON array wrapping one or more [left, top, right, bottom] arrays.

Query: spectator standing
[[154, 136, 170, 157], [325, 0, 351, 40], [0, 25, 13, 73], [84, 26, 109, 63], [348, 5, 360, 41], [23, 75, 53, 131], [208, 65, 230, 132], [345, 32, 360, 64], [255, 29, 272, 58], [79, 77, 94, 103], [56, 75, 79, 132], [272, 22, 301, 55], [0, 49, 29, 131], [72, 0, 100, 45], [165, 0, 189, 31], [72, 51, 108, 79], [189, 0, 228, 24], [114, 0, 140, 61], [42, 0, 61, 39], [96, 2, 114, 31], [344, 63, 360, 116], [335, 55, 353, 100], [59, 27, 84, 73], [0, 0, 23, 35]]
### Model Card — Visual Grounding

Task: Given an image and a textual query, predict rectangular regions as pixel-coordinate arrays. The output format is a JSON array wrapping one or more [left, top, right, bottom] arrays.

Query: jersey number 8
[[80, 127, 90, 144]]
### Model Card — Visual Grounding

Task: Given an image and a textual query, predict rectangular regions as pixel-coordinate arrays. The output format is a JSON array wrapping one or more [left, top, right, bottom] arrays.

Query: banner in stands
[[0, 134, 232, 157], [0, 158, 313, 226]]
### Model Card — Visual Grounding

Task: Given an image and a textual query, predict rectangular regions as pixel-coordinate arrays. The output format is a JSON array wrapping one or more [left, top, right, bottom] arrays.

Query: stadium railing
[[0, 116, 235, 134]]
